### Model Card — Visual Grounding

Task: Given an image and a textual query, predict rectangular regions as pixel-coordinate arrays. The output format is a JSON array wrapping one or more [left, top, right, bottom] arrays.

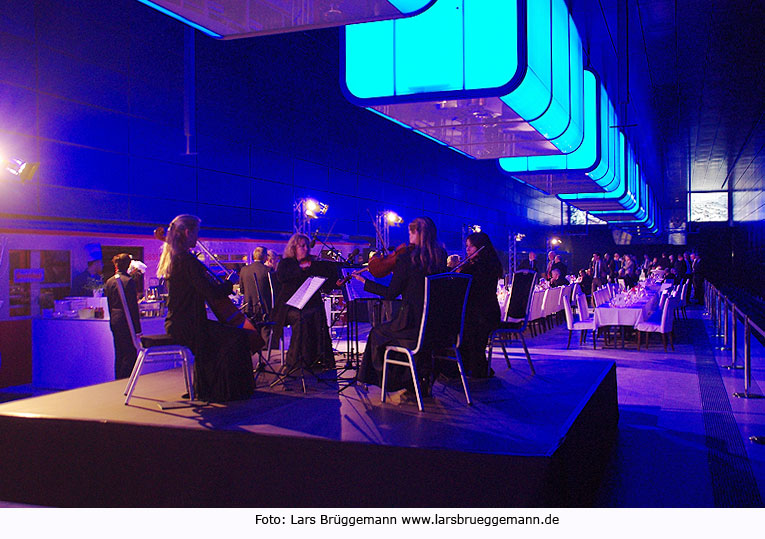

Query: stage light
[[550, 237, 562, 246], [515, 233, 525, 242], [303, 198, 328, 219], [384, 211, 403, 225], [467, 224, 482, 234], [1, 155, 39, 182]]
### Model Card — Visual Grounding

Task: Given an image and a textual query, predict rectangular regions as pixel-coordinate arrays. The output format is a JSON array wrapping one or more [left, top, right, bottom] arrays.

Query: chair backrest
[[560, 284, 572, 310], [680, 280, 689, 304], [571, 282, 582, 303], [413, 273, 472, 354], [577, 292, 591, 322], [505, 270, 538, 325], [660, 296, 677, 333], [563, 293, 575, 330], [114, 276, 143, 351], [529, 289, 546, 321], [543, 286, 563, 316], [618, 278, 627, 291], [659, 289, 670, 310]]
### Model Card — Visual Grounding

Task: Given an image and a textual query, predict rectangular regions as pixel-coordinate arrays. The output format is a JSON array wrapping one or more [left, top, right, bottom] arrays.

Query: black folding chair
[[488, 270, 538, 375], [381, 273, 473, 411]]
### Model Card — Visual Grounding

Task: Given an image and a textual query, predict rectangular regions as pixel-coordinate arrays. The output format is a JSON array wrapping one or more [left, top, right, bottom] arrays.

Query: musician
[[447, 254, 461, 269], [240, 246, 272, 321], [456, 231, 502, 378], [272, 233, 335, 375], [158, 214, 255, 402], [104, 253, 141, 379], [353, 216, 447, 399]]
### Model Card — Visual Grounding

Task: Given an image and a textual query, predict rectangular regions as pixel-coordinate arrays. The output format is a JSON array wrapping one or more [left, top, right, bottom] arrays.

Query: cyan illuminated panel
[[498, 69, 599, 194], [557, 131, 630, 212], [591, 153, 645, 220], [343, 0, 586, 159], [137, 0, 435, 39]]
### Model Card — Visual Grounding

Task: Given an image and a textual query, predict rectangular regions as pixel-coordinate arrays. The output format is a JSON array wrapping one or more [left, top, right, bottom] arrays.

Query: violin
[[452, 245, 485, 273], [367, 243, 413, 279], [336, 267, 368, 288], [154, 227, 263, 351]]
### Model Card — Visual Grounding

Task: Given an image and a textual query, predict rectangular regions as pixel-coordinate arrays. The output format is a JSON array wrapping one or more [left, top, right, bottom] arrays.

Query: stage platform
[[0, 358, 618, 507]]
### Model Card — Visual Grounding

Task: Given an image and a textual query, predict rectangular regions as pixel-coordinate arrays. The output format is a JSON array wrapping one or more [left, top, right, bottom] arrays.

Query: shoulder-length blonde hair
[[409, 216, 445, 274], [283, 233, 310, 260], [157, 214, 200, 279]]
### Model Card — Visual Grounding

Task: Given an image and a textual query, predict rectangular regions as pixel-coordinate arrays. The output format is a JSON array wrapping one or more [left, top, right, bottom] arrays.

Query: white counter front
[[33, 317, 167, 390]]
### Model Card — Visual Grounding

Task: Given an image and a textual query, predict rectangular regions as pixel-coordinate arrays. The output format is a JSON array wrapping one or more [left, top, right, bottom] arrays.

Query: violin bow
[[366, 209, 388, 256]]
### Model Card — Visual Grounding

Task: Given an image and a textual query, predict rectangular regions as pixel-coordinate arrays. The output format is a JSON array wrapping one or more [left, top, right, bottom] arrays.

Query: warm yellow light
[[385, 211, 403, 225], [550, 237, 562, 246]]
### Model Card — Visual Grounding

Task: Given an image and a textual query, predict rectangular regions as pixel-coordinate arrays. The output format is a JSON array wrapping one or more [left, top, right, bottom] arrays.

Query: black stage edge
[[0, 363, 618, 507]]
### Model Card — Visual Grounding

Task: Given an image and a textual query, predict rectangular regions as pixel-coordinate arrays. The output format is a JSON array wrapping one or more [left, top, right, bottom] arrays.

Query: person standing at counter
[[71, 245, 104, 297], [105, 254, 142, 379], [158, 214, 254, 402]]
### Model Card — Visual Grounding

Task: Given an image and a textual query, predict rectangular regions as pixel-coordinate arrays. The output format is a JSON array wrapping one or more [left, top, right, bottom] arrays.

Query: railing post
[[717, 299, 730, 350], [723, 304, 742, 369], [734, 316, 763, 399]]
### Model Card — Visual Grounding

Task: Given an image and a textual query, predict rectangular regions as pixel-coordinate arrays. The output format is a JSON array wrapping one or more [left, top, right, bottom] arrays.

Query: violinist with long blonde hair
[[158, 214, 254, 402], [271, 233, 336, 376], [353, 216, 447, 400]]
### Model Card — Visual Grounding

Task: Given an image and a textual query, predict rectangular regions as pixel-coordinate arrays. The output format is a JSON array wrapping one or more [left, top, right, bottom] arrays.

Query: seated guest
[[455, 231, 502, 378], [447, 254, 462, 269], [105, 253, 142, 379], [549, 268, 568, 288], [577, 269, 593, 296], [272, 234, 336, 374], [551, 255, 567, 279], [159, 214, 255, 402], [353, 217, 446, 398]]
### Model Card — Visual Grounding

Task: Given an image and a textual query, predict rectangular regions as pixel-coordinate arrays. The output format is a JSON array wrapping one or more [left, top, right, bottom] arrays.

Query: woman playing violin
[[353, 216, 446, 398], [455, 231, 502, 378], [271, 233, 335, 376], [158, 214, 254, 402]]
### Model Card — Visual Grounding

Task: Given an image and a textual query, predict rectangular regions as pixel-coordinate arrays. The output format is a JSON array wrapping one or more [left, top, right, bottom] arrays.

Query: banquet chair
[[636, 296, 678, 351], [563, 294, 597, 349], [678, 280, 690, 319], [381, 273, 472, 412], [488, 270, 538, 375], [116, 278, 194, 406], [543, 286, 564, 328], [528, 288, 547, 336]]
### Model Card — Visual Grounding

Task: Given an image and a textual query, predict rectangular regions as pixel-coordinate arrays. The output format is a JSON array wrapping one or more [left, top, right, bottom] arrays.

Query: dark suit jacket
[[105, 273, 141, 335], [239, 261, 273, 318]]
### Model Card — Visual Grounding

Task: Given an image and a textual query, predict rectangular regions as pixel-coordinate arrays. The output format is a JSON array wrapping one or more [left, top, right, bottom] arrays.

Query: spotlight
[[467, 224, 482, 234], [384, 211, 403, 225], [303, 198, 328, 219], [549, 237, 562, 246], [1, 155, 39, 182], [514, 233, 526, 242]]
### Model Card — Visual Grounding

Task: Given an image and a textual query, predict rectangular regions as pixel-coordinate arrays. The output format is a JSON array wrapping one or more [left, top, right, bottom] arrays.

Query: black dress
[[271, 257, 335, 372], [457, 260, 501, 378], [164, 252, 255, 402], [357, 249, 447, 391], [105, 273, 142, 379]]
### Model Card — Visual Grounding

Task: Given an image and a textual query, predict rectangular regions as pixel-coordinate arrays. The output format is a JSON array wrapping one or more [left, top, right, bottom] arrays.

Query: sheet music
[[340, 268, 399, 302], [286, 276, 327, 310]]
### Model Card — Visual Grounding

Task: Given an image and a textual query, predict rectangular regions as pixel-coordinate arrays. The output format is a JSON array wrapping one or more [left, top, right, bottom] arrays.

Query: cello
[[154, 227, 264, 351]]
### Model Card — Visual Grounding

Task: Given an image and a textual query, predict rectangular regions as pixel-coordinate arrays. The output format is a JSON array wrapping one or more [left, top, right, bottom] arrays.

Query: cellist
[[158, 214, 255, 402], [352, 217, 446, 402]]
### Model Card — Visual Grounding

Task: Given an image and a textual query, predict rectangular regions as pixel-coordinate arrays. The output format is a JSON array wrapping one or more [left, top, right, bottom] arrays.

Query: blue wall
[[0, 0, 562, 253]]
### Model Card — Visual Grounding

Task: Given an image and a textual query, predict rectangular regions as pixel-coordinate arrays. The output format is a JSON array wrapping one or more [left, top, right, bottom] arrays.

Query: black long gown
[[457, 259, 501, 378], [164, 252, 255, 402], [357, 249, 447, 392], [271, 257, 335, 372]]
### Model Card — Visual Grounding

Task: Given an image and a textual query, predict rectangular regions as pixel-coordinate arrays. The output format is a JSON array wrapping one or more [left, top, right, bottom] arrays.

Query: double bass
[[154, 227, 264, 351]]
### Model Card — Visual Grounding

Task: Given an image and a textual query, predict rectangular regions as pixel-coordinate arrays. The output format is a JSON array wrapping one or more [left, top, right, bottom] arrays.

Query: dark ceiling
[[632, 0, 765, 217]]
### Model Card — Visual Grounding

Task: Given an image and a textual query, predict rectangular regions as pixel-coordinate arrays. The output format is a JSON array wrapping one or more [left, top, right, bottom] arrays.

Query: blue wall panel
[[128, 157, 196, 202], [38, 185, 131, 221], [38, 141, 130, 193], [0, 32, 36, 88], [197, 169, 250, 208], [38, 95, 129, 153], [0, 83, 36, 136]]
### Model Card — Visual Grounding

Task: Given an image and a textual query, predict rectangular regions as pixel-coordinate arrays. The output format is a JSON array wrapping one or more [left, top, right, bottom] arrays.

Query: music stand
[[336, 268, 399, 392], [269, 276, 329, 392]]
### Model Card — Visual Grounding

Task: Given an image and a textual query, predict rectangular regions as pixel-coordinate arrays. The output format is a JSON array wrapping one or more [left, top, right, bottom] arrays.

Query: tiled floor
[[512, 305, 765, 507]]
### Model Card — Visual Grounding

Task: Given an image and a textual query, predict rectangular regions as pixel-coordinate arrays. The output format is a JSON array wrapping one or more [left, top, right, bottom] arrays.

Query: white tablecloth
[[594, 293, 658, 328]]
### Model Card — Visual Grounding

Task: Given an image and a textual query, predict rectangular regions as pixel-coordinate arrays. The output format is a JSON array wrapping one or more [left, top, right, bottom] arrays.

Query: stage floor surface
[[0, 356, 617, 507]]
